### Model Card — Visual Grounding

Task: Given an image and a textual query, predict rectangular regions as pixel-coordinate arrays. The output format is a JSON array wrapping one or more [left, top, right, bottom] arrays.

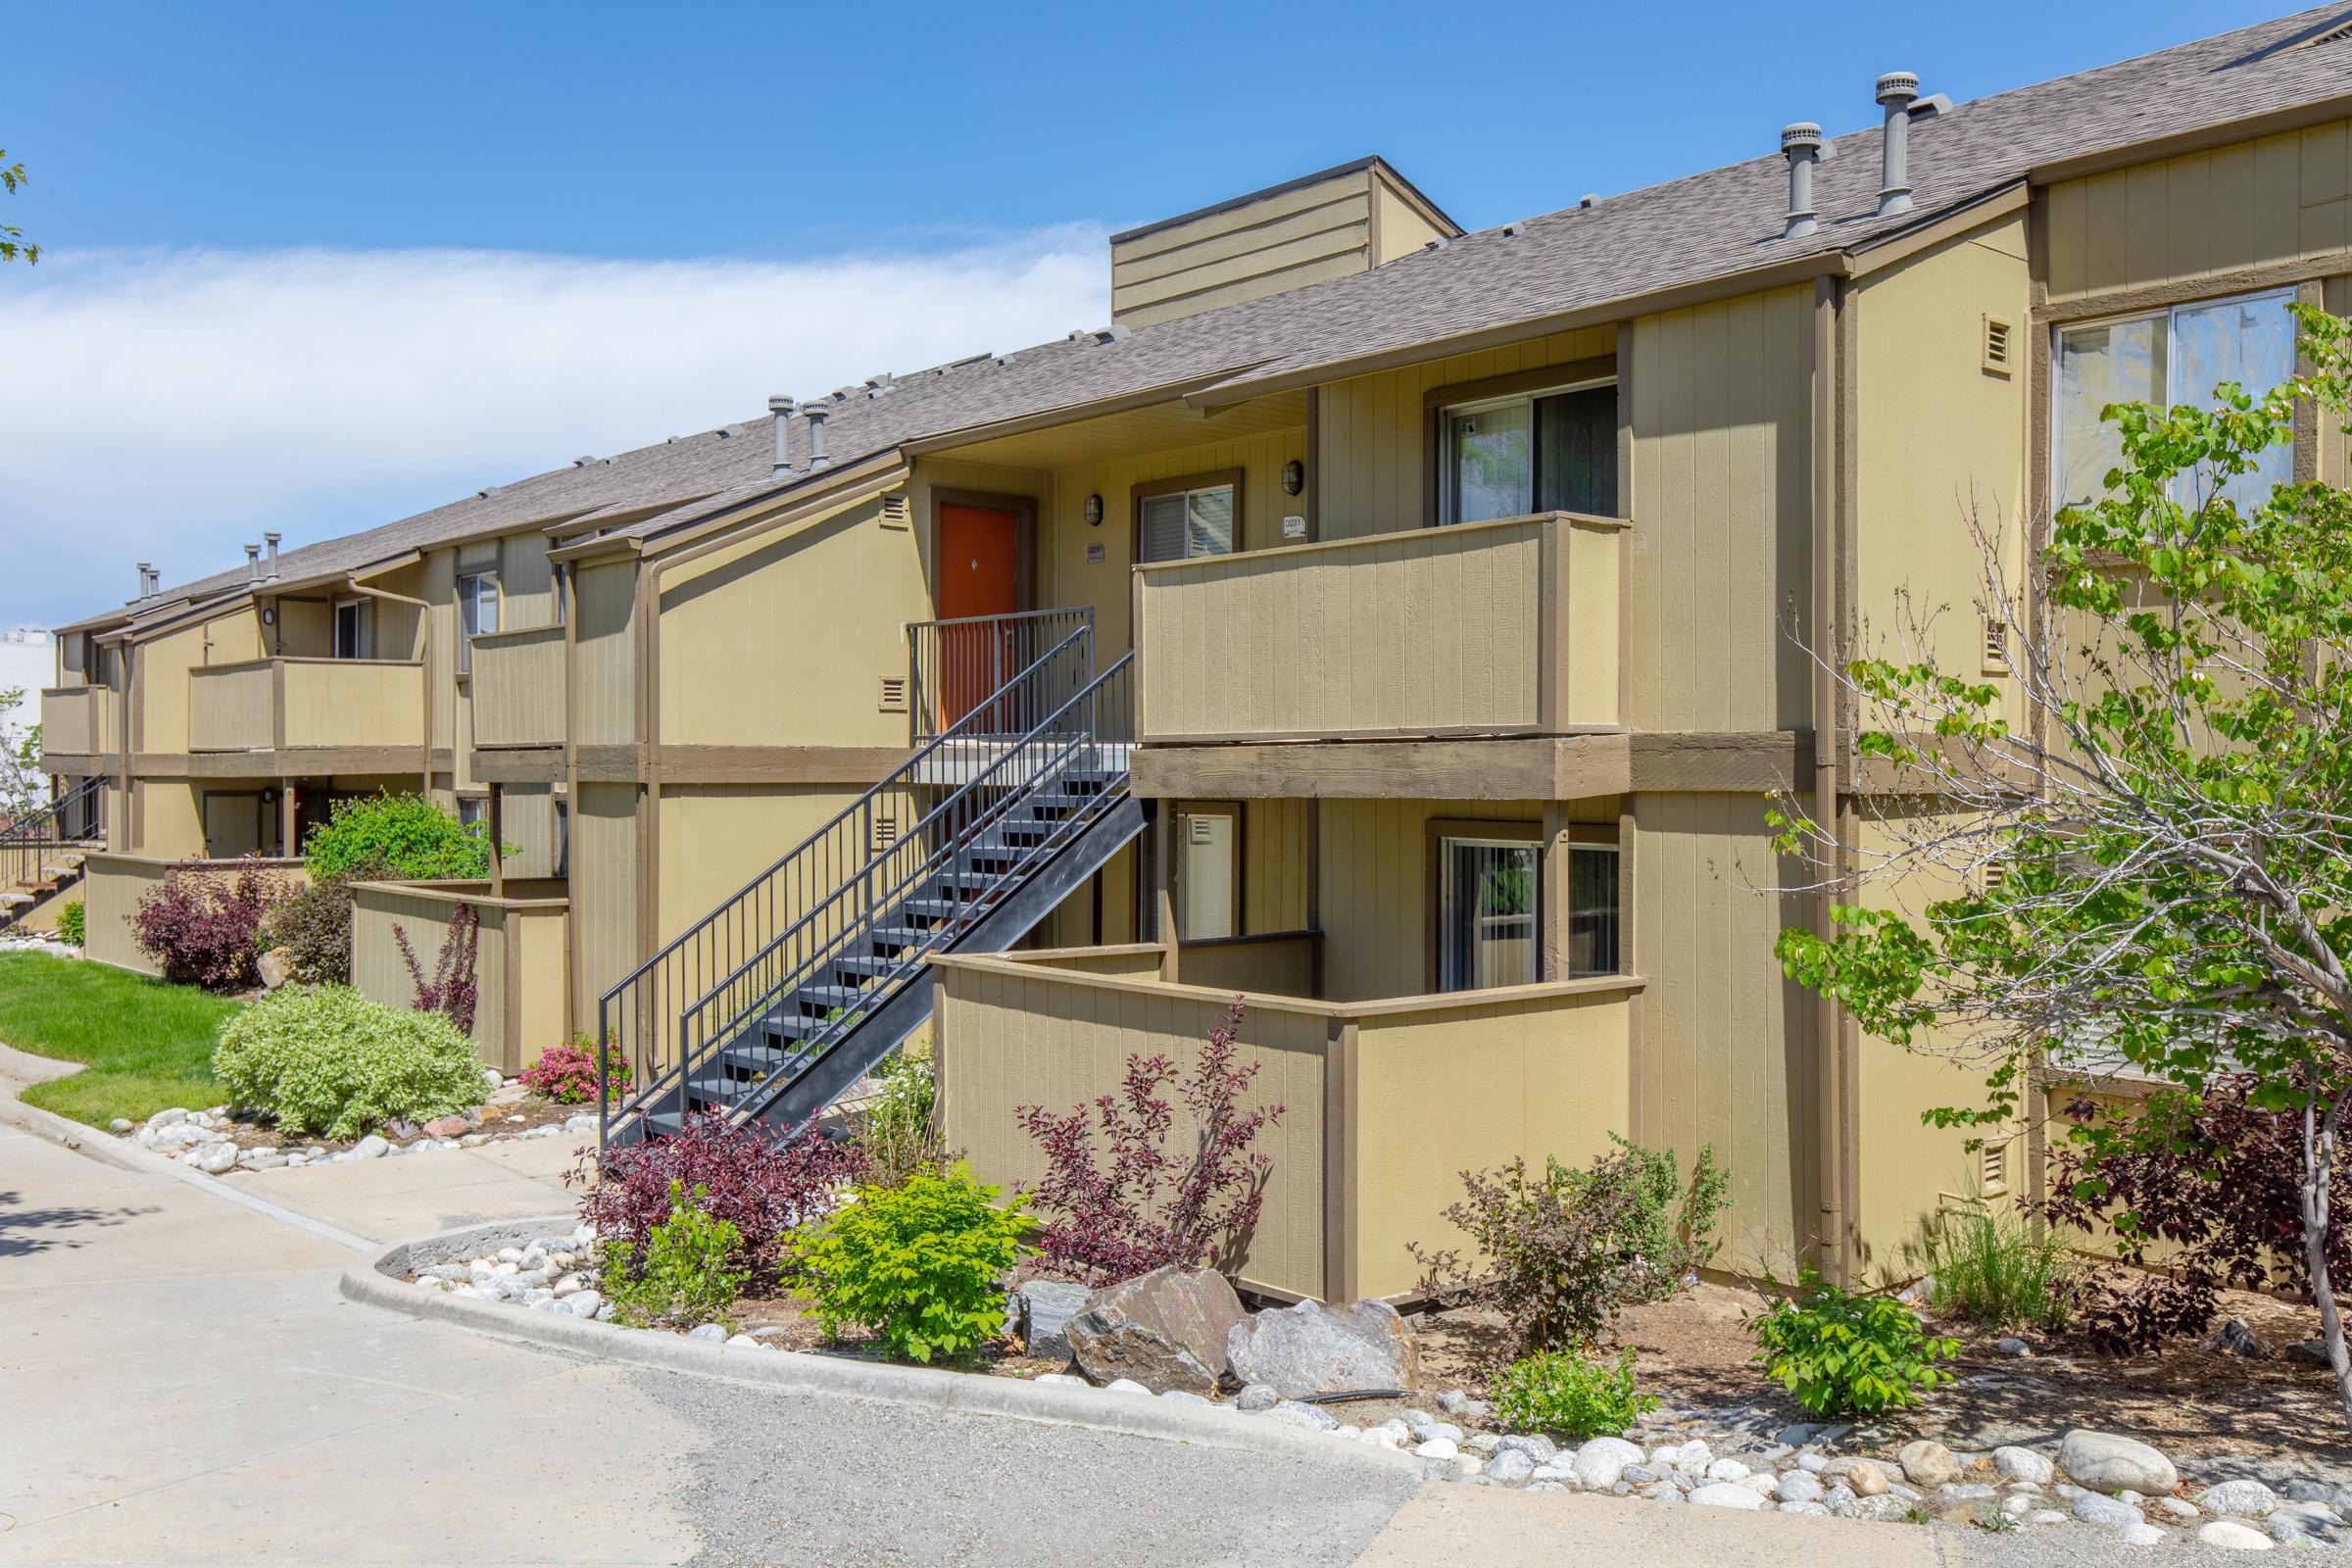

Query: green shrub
[[601, 1181, 749, 1328], [262, 869, 368, 985], [855, 1048, 943, 1189], [1915, 1200, 2077, 1336], [303, 793, 493, 881], [1492, 1348, 1657, 1440], [212, 983, 486, 1140], [1748, 1268, 1961, 1417], [801, 1164, 1034, 1363], [55, 899, 83, 948]]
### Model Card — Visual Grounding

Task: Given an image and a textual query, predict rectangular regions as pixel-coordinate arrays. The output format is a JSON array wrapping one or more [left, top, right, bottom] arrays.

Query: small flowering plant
[[520, 1031, 634, 1105]]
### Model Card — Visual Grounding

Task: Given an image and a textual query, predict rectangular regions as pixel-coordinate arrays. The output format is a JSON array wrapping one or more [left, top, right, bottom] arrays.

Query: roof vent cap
[[1875, 72, 1920, 218], [1781, 122, 1830, 239], [1578, 194, 1597, 209]]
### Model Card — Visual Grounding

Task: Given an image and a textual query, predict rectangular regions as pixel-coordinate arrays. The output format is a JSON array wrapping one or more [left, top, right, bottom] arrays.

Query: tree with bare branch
[[1772, 303, 2352, 1431]]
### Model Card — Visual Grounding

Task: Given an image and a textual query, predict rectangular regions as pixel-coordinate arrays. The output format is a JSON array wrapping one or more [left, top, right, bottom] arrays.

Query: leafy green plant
[[302, 793, 495, 881], [1748, 1268, 1960, 1417], [855, 1048, 943, 1189], [1410, 1138, 1731, 1355], [211, 983, 485, 1140], [600, 1181, 749, 1328], [1914, 1200, 2077, 1336], [55, 899, 83, 948], [1491, 1347, 1657, 1440], [263, 869, 371, 985], [800, 1164, 1034, 1364]]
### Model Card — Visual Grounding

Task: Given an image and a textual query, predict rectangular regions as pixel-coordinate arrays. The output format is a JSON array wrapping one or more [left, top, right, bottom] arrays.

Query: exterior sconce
[[260, 607, 275, 626], [1084, 493, 1104, 527], [261, 787, 277, 806], [1282, 460, 1304, 497]]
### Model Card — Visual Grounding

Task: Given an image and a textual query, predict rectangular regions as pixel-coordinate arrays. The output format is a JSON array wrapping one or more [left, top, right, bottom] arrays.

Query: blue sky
[[0, 0, 2291, 630]]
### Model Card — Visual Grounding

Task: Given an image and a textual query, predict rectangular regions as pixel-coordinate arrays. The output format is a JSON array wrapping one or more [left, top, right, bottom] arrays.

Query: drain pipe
[[1876, 73, 1919, 217], [1811, 275, 1848, 1286], [344, 574, 435, 798]]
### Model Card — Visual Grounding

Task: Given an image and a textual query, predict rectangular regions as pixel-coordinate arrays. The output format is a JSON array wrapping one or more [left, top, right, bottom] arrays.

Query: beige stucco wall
[[2044, 119, 2351, 303]]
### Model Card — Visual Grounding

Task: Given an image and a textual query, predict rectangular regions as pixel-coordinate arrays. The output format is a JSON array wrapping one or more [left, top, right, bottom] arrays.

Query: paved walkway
[[0, 1053, 2105, 1567]]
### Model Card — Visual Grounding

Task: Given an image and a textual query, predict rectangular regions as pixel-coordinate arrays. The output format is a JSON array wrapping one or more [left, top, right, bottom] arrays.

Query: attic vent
[[1982, 315, 2015, 376], [1982, 614, 2012, 674], [870, 810, 900, 854], [1979, 1139, 2012, 1198], [1981, 862, 2008, 901], [879, 494, 912, 530], [876, 675, 909, 713], [2287, 16, 2352, 50]]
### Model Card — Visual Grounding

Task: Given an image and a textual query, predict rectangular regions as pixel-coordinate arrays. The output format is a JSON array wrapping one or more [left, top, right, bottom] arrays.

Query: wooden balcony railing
[[40, 685, 113, 757], [1134, 511, 1624, 745], [470, 624, 565, 749], [188, 658, 424, 753], [931, 947, 1640, 1300]]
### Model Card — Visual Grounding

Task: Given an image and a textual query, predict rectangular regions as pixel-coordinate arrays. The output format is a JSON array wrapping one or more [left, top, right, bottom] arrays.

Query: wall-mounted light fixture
[[261, 787, 277, 807], [1084, 493, 1105, 527], [260, 607, 275, 626], [1281, 460, 1304, 497]]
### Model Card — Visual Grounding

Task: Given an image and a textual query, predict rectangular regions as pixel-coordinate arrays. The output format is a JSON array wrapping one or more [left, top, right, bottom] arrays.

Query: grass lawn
[[0, 953, 243, 1127]]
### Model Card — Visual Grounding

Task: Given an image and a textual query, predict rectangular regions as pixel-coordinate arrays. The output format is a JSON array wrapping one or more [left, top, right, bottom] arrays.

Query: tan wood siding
[[1628, 284, 1815, 734], [185, 662, 275, 751], [1176, 931, 1319, 997], [186, 659, 425, 754], [570, 781, 639, 1027], [470, 625, 566, 749], [351, 878, 570, 1072], [1628, 791, 1814, 1275], [2044, 120, 2352, 304], [572, 559, 639, 748], [1314, 326, 1617, 539], [40, 686, 112, 757], [81, 853, 307, 977], [1135, 513, 1620, 743]]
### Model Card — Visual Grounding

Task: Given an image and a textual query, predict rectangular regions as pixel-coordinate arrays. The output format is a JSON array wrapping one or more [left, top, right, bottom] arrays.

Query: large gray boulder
[[2060, 1429, 2179, 1495], [1224, 1297, 1421, 1397], [1066, 1265, 1244, 1396], [1015, 1281, 1091, 1364]]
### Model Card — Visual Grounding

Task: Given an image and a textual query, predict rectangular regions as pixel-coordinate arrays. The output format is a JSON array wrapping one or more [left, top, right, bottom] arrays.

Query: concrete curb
[[0, 1053, 377, 1253], [343, 1216, 1423, 1475]]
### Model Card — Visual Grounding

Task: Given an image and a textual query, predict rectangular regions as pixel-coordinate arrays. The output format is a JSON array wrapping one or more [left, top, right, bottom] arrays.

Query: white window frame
[[2049, 285, 2297, 514], [1438, 375, 1618, 527], [457, 571, 500, 674], [331, 597, 370, 660]]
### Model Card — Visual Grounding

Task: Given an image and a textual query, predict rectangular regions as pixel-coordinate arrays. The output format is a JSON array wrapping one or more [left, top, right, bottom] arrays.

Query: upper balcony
[[188, 657, 426, 757], [470, 624, 565, 751], [1132, 512, 1625, 795], [40, 685, 114, 760]]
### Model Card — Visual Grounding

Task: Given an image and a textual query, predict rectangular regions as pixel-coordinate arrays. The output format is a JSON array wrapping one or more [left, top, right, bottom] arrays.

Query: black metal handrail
[[906, 608, 1092, 744], [1, 776, 104, 910], [597, 620, 1098, 1140], [624, 654, 1135, 1134]]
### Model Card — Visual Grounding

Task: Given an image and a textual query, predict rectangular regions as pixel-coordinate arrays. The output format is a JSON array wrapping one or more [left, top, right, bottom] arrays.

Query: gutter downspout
[[1811, 274, 1848, 1287], [345, 575, 435, 798]]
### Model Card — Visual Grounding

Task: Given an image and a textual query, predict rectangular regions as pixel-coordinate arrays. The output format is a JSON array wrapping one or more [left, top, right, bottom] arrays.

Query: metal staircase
[[1, 777, 104, 936], [598, 613, 1143, 1145]]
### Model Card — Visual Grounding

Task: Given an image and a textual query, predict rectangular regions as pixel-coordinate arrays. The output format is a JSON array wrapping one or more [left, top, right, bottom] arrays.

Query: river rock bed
[[116, 1072, 595, 1174]]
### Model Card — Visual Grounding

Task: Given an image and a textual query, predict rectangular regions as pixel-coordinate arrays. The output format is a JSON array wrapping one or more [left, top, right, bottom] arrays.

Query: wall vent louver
[[1982, 614, 2011, 674], [871, 811, 900, 854], [879, 494, 912, 530], [1982, 315, 2015, 376], [877, 675, 909, 713], [1980, 1138, 2011, 1198]]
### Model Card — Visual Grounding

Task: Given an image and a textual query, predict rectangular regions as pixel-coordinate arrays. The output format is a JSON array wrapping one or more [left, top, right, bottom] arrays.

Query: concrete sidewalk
[[236, 1131, 581, 1243]]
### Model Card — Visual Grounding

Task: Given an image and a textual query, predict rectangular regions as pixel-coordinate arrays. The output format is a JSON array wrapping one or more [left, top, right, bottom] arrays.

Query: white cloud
[[0, 232, 1109, 626]]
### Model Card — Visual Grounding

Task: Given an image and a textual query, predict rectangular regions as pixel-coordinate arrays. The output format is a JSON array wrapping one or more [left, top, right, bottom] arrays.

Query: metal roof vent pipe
[[1876, 72, 1919, 217], [766, 395, 795, 477], [135, 562, 154, 601], [244, 543, 263, 583], [803, 402, 831, 472], [1782, 122, 1830, 239], [263, 531, 281, 581]]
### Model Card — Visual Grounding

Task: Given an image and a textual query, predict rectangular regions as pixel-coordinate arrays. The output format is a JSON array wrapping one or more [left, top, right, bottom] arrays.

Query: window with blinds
[[1140, 483, 1237, 564], [1440, 837, 1540, 992]]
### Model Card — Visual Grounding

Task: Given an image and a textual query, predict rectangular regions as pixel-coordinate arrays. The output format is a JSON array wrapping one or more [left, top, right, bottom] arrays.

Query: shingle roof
[[87, 5, 2352, 632]]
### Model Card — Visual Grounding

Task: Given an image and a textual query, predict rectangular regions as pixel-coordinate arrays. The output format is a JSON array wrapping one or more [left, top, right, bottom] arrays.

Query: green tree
[[2, 151, 37, 265], [0, 688, 40, 820], [1771, 304, 2352, 1430]]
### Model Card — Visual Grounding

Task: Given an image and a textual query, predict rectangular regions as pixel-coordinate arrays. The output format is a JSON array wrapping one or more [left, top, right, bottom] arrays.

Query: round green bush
[[213, 984, 487, 1141]]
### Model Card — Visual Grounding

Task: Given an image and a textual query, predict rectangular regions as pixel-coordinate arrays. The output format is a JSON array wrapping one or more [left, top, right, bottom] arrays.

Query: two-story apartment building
[[47, 6, 2352, 1298]]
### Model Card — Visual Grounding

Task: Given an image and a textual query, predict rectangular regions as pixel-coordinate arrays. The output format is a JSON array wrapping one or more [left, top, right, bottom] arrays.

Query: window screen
[[1141, 485, 1237, 563]]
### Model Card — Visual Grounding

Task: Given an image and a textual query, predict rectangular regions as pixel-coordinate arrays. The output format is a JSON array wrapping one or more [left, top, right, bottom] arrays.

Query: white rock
[[195, 1142, 239, 1174], [2199, 1520, 2277, 1551], [529, 1297, 564, 1312], [1572, 1437, 1645, 1491], [726, 1333, 760, 1347], [565, 1291, 603, 1318], [1162, 1390, 1212, 1407], [686, 1323, 726, 1342], [1488, 1449, 1537, 1486], [2116, 1522, 2165, 1546], [552, 1274, 585, 1297], [1104, 1378, 1152, 1396], [1415, 1438, 1460, 1460], [1704, 1458, 1751, 1484], [2073, 1494, 2145, 1529], [1034, 1372, 1087, 1386], [1796, 1452, 1829, 1474], [2202, 1481, 2280, 1518], [1993, 1446, 2054, 1485], [1777, 1471, 1824, 1505], [496, 1247, 525, 1263], [2158, 1497, 2201, 1520], [1690, 1483, 1770, 1510], [150, 1107, 189, 1127], [2059, 1430, 2178, 1495], [350, 1135, 389, 1160], [482, 1068, 503, 1090], [2027, 1509, 2067, 1525]]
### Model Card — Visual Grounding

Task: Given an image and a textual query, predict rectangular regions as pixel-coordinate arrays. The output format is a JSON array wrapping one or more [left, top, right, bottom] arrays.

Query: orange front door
[[936, 505, 1022, 729]]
